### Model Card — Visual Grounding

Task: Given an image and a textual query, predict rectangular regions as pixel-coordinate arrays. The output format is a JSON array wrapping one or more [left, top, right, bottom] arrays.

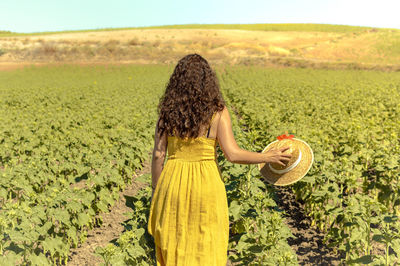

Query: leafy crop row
[[0, 65, 170, 265], [217, 65, 400, 264]]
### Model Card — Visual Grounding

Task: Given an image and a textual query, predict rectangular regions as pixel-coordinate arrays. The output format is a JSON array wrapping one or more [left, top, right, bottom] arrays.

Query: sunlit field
[[1, 62, 399, 264]]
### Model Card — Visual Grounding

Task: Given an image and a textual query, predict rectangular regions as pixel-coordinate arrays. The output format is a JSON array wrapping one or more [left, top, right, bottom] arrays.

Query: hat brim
[[258, 138, 314, 186]]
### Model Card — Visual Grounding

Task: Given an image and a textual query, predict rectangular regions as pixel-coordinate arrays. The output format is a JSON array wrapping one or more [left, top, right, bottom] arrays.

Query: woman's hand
[[264, 146, 292, 166]]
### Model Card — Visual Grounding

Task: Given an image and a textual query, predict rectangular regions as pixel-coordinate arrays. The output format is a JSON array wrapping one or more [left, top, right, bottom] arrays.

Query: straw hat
[[258, 132, 314, 186]]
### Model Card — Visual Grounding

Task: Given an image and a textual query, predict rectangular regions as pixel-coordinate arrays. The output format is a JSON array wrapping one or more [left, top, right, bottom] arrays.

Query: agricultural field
[[0, 64, 297, 265], [218, 66, 400, 264], [1, 63, 399, 265], [0, 65, 167, 264]]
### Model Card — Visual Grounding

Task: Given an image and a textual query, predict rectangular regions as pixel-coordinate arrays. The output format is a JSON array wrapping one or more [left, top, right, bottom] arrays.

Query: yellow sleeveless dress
[[147, 115, 229, 266]]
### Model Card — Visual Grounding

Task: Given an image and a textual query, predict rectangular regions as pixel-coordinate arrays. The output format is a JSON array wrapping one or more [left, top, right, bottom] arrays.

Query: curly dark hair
[[157, 54, 225, 139]]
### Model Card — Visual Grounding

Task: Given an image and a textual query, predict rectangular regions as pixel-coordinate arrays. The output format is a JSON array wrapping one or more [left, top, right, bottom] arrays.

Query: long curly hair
[[157, 54, 225, 139]]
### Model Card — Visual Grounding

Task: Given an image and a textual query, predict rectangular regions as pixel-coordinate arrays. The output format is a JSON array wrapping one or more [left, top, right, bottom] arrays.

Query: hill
[[0, 23, 399, 70]]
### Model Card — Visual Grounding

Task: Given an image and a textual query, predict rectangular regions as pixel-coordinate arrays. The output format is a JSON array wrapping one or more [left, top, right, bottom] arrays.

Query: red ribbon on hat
[[277, 131, 294, 141]]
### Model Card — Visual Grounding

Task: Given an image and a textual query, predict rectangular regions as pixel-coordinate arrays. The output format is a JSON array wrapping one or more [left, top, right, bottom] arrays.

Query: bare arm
[[216, 106, 291, 165], [151, 119, 167, 197]]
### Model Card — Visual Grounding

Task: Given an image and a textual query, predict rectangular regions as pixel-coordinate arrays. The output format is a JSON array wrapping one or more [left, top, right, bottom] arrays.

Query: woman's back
[[166, 111, 221, 162], [166, 136, 217, 161], [148, 110, 229, 266]]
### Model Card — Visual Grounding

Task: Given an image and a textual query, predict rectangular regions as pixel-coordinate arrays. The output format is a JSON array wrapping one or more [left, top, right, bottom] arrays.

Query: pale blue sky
[[1, 0, 399, 33]]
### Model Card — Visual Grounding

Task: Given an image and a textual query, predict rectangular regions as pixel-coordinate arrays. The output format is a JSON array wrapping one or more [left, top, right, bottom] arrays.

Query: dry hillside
[[1, 28, 399, 70]]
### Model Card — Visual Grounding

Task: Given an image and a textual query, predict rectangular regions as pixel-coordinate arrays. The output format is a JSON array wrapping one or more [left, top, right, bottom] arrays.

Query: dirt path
[[67, 157, 151, 266], [0, 60, 158, 71], [274, 186, 345, 265]]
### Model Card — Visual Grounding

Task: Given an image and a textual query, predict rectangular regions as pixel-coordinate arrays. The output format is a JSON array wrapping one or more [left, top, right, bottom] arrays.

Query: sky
[[1, 0, 399, 33]]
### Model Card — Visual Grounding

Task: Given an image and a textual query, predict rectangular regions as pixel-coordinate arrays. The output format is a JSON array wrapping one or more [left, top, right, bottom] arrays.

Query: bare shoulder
[[214, 106, 227, 123], [214, 106, 231, 134], [219, 106, 231, 121], [219, 106, 229, 116]]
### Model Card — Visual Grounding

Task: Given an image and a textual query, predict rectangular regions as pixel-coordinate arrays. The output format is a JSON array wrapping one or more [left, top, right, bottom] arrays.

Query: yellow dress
[[147, 115, 229, 266]]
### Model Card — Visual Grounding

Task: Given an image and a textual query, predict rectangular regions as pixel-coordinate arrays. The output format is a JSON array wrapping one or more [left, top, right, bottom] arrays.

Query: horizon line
[[1, 22, 399, 35]]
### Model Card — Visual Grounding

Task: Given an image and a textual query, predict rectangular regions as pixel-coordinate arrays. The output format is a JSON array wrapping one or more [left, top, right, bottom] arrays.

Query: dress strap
[[206, 112, 216, 138]]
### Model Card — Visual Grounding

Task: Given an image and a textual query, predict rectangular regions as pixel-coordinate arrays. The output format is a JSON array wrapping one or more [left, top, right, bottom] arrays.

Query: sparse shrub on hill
[[127, 37, 140, 46], [42, 42, 57, 55], [152, 40, 161, 48]]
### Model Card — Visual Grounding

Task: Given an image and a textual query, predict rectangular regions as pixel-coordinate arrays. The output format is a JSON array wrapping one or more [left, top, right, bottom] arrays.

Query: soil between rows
[[274, 185, 345, 265]]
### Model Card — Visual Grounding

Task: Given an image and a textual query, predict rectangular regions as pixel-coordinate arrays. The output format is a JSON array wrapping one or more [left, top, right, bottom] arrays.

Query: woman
[[147, 54, 291, 266]]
